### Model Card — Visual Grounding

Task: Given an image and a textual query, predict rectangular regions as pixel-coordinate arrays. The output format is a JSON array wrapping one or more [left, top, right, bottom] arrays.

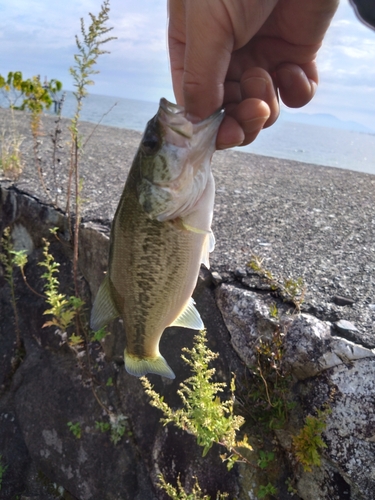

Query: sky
[[0, 0, 375, 130]]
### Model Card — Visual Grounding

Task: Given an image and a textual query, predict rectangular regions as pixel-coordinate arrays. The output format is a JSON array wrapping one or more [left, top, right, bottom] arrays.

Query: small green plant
[[67, 0, 115, 296], [257, 450, 275, 470], [38, 235, 84, 342], [95, 414, 129, 444], [257, 482, 277, 499], [0, 228, 28, 348], [0, 130, 24, 179], [248, 255, 305, 310], [0, 71, 62, 186], [238, 328, 295, 432], [293, 409, 329, 472], [108, 414, 128, 444], [0, 455, 8, 491], [269, 302, 279, 319], [90, 326, 109, 342], [158, 474, 229, 500], [141, 329, 253, 470], [67, 421, 82, 439], [285, 477, 298, 495], [95, 421, 111, 433]]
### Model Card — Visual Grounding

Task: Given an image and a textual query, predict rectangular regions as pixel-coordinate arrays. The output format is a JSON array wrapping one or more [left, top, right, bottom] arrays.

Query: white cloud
[[0, 0, 374, 128], [316, 0, 375, 97]]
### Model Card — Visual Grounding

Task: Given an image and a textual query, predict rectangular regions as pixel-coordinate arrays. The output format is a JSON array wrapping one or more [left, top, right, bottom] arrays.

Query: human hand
[[168, 0, 339, 149]]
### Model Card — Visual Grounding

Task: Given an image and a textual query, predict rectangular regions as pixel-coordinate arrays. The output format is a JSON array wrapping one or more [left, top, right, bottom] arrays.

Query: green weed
[[67, 0, 115, 296], [257, 482, 277, 499], [257, 450, 275, 470], [67, 421, 82, 439], [248, 255, 306, 310], [237, 329, 295, 432], [141, 329, 253, 470], [158, 474, 229, 500], [285, 477, 298, 495], [0, 130, 24, 180], [95, 414, 129, 444], [38, 236, 84, 345], [90, 326, 109, 342], [269, 302, 279, 319], [293, 409, 329, 472]]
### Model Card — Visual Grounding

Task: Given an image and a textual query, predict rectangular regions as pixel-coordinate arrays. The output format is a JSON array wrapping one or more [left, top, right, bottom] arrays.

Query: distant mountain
[[280, 110, 375, 134]]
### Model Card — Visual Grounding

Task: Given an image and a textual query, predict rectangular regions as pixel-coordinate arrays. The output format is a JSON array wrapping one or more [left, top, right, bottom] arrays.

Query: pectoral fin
[[170, 297, 204, 330], [90, 275, 119, 331], [201, 231, 215, 269]]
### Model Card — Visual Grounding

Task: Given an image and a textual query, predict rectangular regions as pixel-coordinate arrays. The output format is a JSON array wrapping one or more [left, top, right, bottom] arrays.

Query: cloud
[[0, 0, 171, 100], [317, 1, 375, 88], [0, 0, 374, 127]]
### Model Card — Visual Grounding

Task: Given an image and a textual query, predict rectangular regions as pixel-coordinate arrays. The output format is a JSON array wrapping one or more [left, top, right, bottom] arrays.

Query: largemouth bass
[[90, 98, 224, 379]]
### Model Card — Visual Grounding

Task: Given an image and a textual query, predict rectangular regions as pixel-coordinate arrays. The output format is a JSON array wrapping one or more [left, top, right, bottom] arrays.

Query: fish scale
[[91, 98, 224, 378]]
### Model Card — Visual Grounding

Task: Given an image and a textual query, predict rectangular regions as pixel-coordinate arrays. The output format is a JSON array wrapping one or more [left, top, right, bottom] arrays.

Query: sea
[[4, 91, 375, 175]]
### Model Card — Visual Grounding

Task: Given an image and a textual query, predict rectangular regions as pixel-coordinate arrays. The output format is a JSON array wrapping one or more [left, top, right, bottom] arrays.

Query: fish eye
[[142, 138, 160, 155]]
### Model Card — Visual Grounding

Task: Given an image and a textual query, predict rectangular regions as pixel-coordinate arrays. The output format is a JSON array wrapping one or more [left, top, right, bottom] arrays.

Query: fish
[[90, 98, 224, 379]]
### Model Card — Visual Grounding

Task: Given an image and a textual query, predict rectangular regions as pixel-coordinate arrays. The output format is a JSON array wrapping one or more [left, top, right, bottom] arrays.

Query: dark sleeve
[[350, 0, 375, 29]]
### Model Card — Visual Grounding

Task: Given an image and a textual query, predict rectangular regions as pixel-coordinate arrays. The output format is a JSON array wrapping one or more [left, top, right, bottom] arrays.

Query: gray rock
[[295, 357, 375, 500], [282, 314, 374, 380], [215, 283, 280, 368], [215, 283, 375, 498]]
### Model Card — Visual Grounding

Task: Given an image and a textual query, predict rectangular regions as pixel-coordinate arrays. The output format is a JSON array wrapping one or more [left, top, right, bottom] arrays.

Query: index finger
[[180, 0, 277, 119], [181, 0, 234, 119]]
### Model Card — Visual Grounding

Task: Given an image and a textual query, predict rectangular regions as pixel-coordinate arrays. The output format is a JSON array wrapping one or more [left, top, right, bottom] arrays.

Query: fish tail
[[124, 350, 176, 379]]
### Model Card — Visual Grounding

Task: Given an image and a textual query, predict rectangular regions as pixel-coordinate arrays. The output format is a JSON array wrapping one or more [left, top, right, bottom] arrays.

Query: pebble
[[211, 271, 223, 286], [332, 295, 355, 307], [335, 319, 359, 333], [234, 268, 247, 278]]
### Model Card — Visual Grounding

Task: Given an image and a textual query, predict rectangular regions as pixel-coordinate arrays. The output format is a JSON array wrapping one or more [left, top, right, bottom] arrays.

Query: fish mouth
[[159, 98, 184, 116], [159, 98, 193, 139], [158, 98, 224, 142]]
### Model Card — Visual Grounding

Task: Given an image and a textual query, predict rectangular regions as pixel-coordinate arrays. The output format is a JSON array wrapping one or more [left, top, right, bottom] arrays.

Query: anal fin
[[170, 297, 204, 330]]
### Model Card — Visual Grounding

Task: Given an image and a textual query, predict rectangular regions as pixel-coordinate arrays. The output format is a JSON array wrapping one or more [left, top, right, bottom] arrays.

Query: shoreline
[[1, 106, 374, 341], [2, 98, 374, 175]]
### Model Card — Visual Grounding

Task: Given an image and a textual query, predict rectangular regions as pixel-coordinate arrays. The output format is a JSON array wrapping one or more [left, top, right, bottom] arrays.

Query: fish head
[[137, 98, 224, 221]]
